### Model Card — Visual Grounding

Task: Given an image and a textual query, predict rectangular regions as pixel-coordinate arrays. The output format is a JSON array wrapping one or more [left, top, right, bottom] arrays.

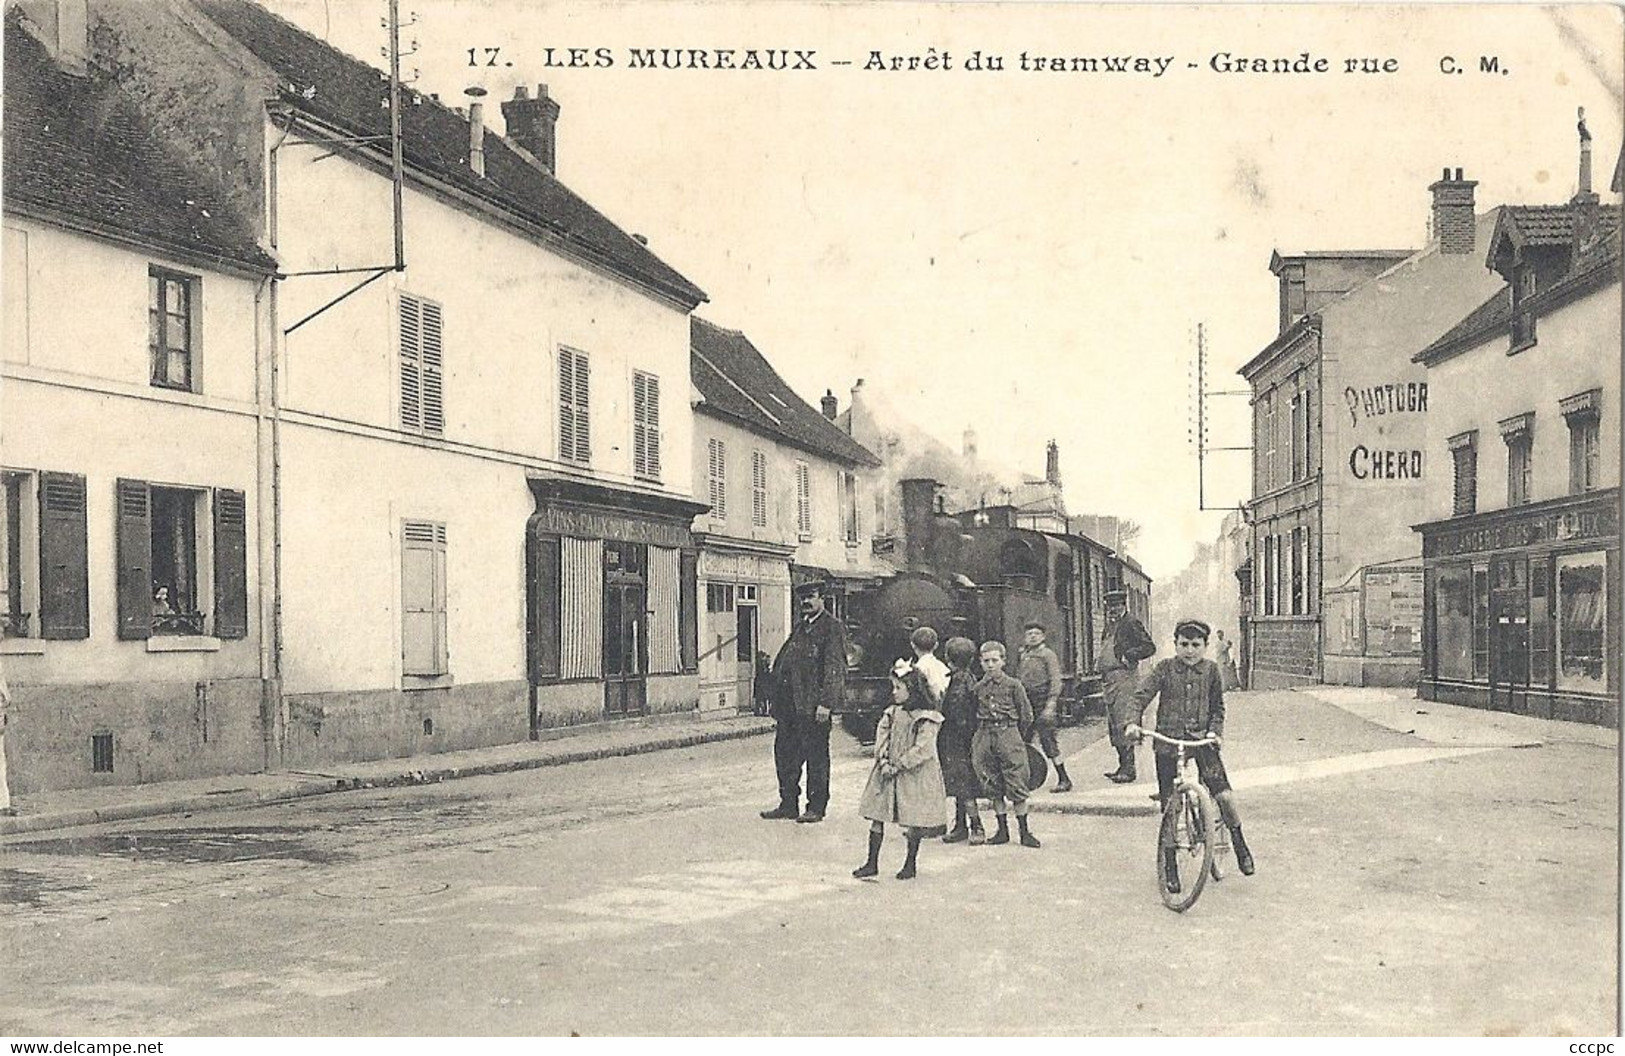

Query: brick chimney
[[1428, 168, 1478, 254], [1572, 107, 1601, 251], [1045, 440, 1062, 487], [820, 390, 838, 420], [502, 84, 561, 174]]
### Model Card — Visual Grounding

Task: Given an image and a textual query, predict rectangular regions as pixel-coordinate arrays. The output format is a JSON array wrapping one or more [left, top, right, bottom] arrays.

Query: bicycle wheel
[[1157, 786, 1215, 912]]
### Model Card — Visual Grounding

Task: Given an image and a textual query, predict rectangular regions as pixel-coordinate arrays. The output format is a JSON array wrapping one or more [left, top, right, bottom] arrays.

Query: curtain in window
[[648, 545, 680, 675], [562, 536, 604, 680]]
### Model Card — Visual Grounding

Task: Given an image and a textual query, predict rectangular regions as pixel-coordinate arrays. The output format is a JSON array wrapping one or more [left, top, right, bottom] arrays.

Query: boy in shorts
[[1125, 618, 1254, 891], [971, 640, 1040, 849]]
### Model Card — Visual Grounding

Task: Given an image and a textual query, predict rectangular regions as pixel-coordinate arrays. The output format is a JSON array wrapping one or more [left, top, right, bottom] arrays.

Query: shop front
[[525, 476, 706, 732], [1417, 489, 1619, 726], [693, 536, 794, 716]]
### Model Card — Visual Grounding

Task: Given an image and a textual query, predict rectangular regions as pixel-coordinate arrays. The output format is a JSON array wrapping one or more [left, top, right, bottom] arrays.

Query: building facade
[[689, 318, 884, 716], [4, 0, 715, 789], [1242, 173, 1509, 688], [1413, 133, 1620, 725]]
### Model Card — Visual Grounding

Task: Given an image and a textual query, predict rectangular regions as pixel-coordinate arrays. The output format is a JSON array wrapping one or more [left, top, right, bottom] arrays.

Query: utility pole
[[1191, 323, 1251, 512], [388, 0, 405, 272]]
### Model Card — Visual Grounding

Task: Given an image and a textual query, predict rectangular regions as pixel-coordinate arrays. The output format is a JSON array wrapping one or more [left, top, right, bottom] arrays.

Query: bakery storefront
[[1416, 489, 1619, 726]]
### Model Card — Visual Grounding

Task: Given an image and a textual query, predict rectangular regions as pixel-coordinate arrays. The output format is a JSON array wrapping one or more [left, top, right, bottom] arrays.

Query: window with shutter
[[2, 471, 38, 639], [558, 348, 590, 463], [401, 520, 448, 677], [115, 479, 153, 639], [38, 472, 88, 640], [399, 294, 445, 436], [751, 451, 768, 528], [149, 267, 198, 391], [795, 460, 812, 538], [708, 438, 726, 519], [633, 371, 661, 481], [213, 489, 248, 639]]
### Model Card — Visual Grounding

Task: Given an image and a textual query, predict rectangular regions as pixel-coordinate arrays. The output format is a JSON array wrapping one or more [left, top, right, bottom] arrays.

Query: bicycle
[[1138, 728, 1229, 912]]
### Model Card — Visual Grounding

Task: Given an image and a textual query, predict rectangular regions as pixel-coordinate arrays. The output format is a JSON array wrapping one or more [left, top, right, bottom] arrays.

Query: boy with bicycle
[[1124, 619, 1255, 890]]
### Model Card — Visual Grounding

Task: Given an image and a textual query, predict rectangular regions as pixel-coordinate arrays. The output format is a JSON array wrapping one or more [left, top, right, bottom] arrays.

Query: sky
[[265, 0, 1623, 579]]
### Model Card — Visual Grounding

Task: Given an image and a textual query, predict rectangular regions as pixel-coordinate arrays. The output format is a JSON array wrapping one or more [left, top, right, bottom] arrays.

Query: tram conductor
[[761, 579, 848, 824]]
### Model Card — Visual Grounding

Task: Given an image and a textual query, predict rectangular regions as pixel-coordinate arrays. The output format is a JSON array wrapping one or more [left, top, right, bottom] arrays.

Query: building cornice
[[1238, 315, 1321, 382]]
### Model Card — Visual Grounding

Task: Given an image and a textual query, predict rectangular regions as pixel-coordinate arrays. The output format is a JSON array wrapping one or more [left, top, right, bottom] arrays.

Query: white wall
[[1424, 282, 1620, 521], [0, 218, 264, 683], [274, 128, 694, 496]]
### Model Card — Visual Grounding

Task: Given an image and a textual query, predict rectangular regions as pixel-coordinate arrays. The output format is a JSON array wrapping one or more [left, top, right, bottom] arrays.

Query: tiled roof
[[2, 17, 276, 273], [1488, 204, 1620, 261], [691, 318, 880, 467], [190, 0, 705, 308]]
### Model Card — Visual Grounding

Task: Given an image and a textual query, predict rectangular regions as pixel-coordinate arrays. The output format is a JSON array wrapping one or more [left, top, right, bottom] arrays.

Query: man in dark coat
[[1099, 589, 1156, 783], [761, 580, 848, 823]]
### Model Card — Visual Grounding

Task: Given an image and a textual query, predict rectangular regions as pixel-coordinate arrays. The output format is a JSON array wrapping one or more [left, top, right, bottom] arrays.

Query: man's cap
[[793, 579, 827, 596], [1022, 619, 1046, 632], [1104, 589, 1128, 602]]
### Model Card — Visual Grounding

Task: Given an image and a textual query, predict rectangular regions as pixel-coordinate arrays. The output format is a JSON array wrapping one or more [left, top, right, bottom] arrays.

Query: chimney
[[1045, 440, 1062, 487], [1572, 107, 1601, 250], [464, 87, 488, 177], [1428, 167, 1478, 254], [962, 428, 978, 460], [502, 84, 562, 175], [820, 390, 838, 420], [899, 478, 938, 570]]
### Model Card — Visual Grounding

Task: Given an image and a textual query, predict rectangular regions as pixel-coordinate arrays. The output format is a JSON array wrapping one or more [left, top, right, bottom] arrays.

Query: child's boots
[[853, 829, 883, 879], [897, 833, 922, 880], [1230, 825, 1255, 875], [943, 804, 969, 843], [988, 814, 1011, 845], [967, 814, 986, 845], [1017, 814, 1041, 849], [1050, 762, 1073, 794]]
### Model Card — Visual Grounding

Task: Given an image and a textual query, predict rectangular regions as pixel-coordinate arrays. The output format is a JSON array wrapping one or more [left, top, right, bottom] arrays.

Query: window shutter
[[679, 548, 698, 672], [402, 520, 447, 676], [115, 478, 152, 640], [213, 488, 248, 639], [420, 300, 444, 435], [573, 352, 589, 462], [399, 295, 422, 431], [528, 532, 562, 680], [795, 461, 811, 536], [558, 352, 576, 460], [708, 438, 726, 517], [38, 472, 89, 640], [752, 451, 768, 527]]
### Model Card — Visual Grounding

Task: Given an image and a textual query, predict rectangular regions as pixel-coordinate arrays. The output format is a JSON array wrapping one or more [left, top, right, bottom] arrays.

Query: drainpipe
[[264, 114, 292, 768]]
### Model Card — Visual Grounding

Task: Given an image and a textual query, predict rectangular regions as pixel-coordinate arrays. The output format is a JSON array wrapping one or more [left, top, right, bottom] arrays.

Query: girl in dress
[[853, 660, 947, 880]]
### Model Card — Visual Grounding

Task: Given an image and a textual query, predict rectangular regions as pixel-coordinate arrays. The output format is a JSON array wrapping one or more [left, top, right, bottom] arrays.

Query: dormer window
[[1510, 262, 1538, 352]]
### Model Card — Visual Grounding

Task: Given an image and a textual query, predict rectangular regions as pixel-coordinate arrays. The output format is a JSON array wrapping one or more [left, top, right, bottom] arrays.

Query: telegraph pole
[[1191, 323, 1251, 512]]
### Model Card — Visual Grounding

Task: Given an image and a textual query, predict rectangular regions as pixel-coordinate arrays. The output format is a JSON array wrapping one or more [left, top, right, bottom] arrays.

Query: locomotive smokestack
[[899, 478, 939, 571]]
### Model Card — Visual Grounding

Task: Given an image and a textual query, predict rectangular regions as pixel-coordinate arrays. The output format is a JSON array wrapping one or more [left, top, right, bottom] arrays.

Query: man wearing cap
[[1099, 589, 1156, 783], [1017, 620, 1071, 793], [761, 581, 848, 824]]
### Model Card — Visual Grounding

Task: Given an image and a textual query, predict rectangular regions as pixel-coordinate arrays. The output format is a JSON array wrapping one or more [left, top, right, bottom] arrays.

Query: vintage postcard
[[0, 0, 1619, 1041]]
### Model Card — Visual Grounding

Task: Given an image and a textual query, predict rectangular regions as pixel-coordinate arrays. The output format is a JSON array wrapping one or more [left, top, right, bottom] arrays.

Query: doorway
[[736, 585, 759, 714], [1488, 555, 1529, 714], [603, 541, 648, 718]]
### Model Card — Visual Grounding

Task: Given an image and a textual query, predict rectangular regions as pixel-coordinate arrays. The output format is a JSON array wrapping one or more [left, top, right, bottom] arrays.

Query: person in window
[[760, 580, 847, 824], [151, 584, 175, 617]]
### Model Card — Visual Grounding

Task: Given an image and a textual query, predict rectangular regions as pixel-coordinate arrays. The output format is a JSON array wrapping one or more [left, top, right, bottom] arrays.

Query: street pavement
[[0, 688, 1616, 1036]]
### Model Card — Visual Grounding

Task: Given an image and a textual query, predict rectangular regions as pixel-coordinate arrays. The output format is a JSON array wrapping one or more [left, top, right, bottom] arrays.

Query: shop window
[[1529, 556, 1553, 689], [1562, 390, 1602, 495], [149, 267, 198, 391], [1448, 431, 1477, 516], [401, 521, 448, 678], [1433, 565, 1475, 680], [1471, 567, 1489, 680], [707, 582, 735, 613], [1556, 553, 1606, 693]]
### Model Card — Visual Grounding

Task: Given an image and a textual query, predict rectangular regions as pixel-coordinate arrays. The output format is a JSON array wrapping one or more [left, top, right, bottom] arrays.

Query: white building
[[689, 318, 884, 715]]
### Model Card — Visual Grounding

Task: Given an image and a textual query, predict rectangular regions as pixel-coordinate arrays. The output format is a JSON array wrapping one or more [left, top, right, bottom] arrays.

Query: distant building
[[1241, 171, 1510, 688], [1412, 120, 1620, 726], [689, 319, 884, 716], [1153, 510, 1249, 672]]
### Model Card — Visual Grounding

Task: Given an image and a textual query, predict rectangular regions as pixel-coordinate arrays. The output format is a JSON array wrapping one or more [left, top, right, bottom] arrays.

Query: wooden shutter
[[795, 461, 811, 536], [679, 548, 698, 672], [213, 488, 248, 639], [399, 295, 422, 431], [38, 472, 89, 640], [558, 352, 576, 460], [420, 300, 444, 434], [752, 451, 768, 527], [708, 438, 726, 517], [115, 478, 152, 640], [633, 372, 661, 480], [402, 521, 447, 676], [529, 532, 562, 680]]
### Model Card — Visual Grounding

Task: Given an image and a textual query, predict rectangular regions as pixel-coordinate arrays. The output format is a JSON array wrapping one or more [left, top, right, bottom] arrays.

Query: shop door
[[603, 543, 648, 718], [1489, 556, 1529, 714], [737, 599, 759, 714]]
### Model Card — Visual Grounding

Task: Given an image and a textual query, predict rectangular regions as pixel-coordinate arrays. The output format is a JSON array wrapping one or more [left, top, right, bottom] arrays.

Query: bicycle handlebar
[[1139, 729, 1218, 748]]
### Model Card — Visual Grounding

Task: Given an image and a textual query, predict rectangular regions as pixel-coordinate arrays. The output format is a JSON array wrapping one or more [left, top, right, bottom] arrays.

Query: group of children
[[853, 619, 1254, 889]]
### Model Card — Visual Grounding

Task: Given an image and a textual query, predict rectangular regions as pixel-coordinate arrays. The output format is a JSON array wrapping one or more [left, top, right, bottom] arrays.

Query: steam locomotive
[[835, 478, 1152, 737]]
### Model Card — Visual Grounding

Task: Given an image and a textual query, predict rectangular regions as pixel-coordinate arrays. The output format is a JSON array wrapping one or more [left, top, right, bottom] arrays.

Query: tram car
[[836, 478, 1151, 739]]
